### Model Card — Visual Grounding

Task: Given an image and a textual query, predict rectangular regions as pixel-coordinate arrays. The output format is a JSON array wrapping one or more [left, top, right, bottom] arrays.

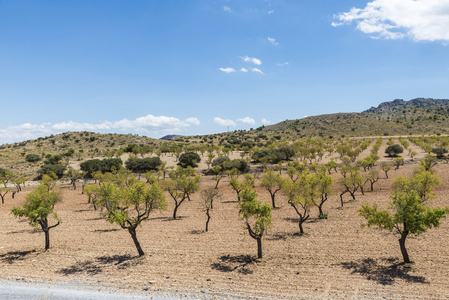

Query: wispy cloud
[[219, 67, 236, 73], [333, 0, 449, 42], [251, 68, 264, 75], [214, 117, 236, 127], [277, 62, 289, 67], [237, 117, 256, 125], [223, 6, 231, 13], [268, 10, 274, 14], [240, 68, 248, 72], [241, 56, 262, 65], [0, 115, 200, 144], [267, 37, 279, 45]]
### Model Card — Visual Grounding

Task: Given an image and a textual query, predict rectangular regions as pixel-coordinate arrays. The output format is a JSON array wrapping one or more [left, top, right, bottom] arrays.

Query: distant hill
[[264, 98, 449, 137], [160, 135, 183, 140]]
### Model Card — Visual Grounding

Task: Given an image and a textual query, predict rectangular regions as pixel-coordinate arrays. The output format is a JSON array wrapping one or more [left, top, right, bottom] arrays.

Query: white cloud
[[214, 117, 236, 127], [237, 117, 256, 125], [261, 118, 271, 125], [267, 37, 279, 45], [277, 62, 289, 67], [241, 56, 262, 65], [186, 117, 201, 126], [251, 68, 264, 74], [219, 67, 236, 73], [223, 6, 231, 13], [0, 115, 200, 144], [268, 10, 274, 14], [240, 68, 248, 72], [333, 0, 449, 42]]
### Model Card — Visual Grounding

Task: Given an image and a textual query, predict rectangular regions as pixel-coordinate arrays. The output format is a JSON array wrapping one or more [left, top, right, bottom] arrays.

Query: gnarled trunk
[[129, 227, 144, 256]]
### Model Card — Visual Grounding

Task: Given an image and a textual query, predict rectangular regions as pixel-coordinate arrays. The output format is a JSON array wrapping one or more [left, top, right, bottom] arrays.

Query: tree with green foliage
[[162, 170, 200, 219], [66, 167, 82, 190], [338, 165, 363, 206], [229, 174, 255, 202], [420, 155, 438, 171], [315, 172, 333, 218], [211, 166, 224, 189], [358, 180, 448, 263], [431, 147, 448, 158], [238, 187, 272, 259], [0, 168, 14, 204], [380, 162, 393, 178], [282, 174, 317, 234], [11, 184, 62, 250], [364, 168, 380, 192], [385, 144, 404, 157], [92, 181, 166, 256], [260, 170, 283, 208], [125, 157, 162, 175], [178, 152, 201, 168], [393, 157, 404, 170]]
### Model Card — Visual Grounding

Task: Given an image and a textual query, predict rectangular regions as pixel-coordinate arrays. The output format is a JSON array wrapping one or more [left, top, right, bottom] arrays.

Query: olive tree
[[11, 184, 62, 250]]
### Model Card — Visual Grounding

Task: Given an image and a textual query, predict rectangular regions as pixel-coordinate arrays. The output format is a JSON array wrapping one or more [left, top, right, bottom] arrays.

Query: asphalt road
[[0, 279, 179, 300]]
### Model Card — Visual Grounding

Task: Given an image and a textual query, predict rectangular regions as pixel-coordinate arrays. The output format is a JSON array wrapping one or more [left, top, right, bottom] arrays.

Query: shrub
[[25, 154, 41, 163]]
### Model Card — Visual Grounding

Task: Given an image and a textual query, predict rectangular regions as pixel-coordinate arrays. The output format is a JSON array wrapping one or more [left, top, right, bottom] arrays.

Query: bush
[[178, 152, 201, 168], [211, 156, 231, 169], [25, 154, 41, 163]]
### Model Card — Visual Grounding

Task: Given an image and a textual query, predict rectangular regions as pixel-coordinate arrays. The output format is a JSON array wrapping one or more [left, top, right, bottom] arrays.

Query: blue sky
[[1, 0, 449, 143]]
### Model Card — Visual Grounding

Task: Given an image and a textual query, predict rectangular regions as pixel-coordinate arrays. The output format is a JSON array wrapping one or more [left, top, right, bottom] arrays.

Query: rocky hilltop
[[364, 98, 449, 114]]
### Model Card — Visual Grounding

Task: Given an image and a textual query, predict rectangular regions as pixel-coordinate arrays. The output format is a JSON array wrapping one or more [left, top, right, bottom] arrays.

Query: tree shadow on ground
[[162, 216, 188, 222], [7, 229, 37, 235], [266, 232, 300, 241], [0, 250, 36, 264], [93, 228, 120, 233], [211, 254, 255, 274], [189, 229, 203, 234], [58, 254, 134, 275], [339, 257, 428, 285]]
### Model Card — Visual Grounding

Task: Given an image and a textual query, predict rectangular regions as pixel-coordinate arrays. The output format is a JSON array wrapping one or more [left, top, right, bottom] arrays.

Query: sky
[[1, 0, 449, 144]]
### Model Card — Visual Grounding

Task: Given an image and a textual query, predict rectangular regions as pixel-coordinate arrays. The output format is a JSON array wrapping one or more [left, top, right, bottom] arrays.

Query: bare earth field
[[1, 157, 449, 299]]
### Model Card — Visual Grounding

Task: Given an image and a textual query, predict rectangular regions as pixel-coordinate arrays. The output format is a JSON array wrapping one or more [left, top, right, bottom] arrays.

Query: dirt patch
[[1, 163, 449, 299]]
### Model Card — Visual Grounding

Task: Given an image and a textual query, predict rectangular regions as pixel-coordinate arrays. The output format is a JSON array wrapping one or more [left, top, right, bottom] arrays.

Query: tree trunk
[[298, 217, 304, 235], [205, 210, 210, 232], [370, 181, 374, 192], [257, 237, 263, 259], [44, 229, 50, 250], [399, 231, 410, 263], [270, 193, 276, 208], [129, 228, 144, 256], [318, 204, 324, 218], [173, 204, 179, 220]]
